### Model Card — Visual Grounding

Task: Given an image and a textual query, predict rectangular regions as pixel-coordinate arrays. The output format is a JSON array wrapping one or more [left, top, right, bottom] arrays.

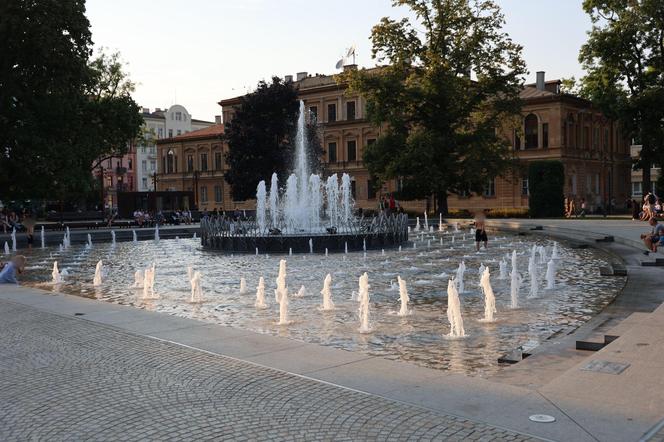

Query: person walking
[[474, 210, 488, 252]]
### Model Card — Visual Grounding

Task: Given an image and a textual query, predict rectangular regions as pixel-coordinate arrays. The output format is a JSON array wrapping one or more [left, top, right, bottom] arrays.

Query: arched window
[[524, 114, 538, 149], [167, 149, 174, 174]]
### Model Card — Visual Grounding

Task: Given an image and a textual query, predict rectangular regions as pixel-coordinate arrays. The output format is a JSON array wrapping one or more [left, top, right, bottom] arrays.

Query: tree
[[224, 77, 322, 201], [340, 0, 526, 214], [528, 161, 564, 218], [0, 1, 142, 202], [579, 0, 664, 193]]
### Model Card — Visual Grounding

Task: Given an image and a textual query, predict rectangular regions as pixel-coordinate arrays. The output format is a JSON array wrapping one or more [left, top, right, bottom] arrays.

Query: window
[[327, 103, 336, 122], [586, 175, 592, 193], [350, 180, 356, 199], [346, 101, 356, 120], [483, 179, 496, 197], [168, 129, 173, 138], [584, 127, 590, 148], [187, 155, 194, 172], [214, 185, 222, 203], [128, 159, 132, 170], [593, 127, 600, 149], [632, 182, 643, 196], [150, 160, 156, 171], [309, 106, 318, 122], [367, 138, 376, 146], [158, 128, 163, 138], [328, 142, 337, 163], [595, 173, 600, 195], [367, 178, 377, 200], [542, 123, 549, 148], [524, 114, 538, 149], [142, 160, 147, 172], [604, 128, 609, 150], [162, 157, 166, 173], [175, 112, 182, 121], [521, 178, 529, 196], [200, 186, 208, 203], [166, 151, 174, 173], [347, 140, 357, 161], [215, 152, 222, 170], [513, 129, 521, 150], [177, 129, 181, 136], [142, 177, 148, 189], [565, 115, 575, 147], [200, 153, 208, 171]]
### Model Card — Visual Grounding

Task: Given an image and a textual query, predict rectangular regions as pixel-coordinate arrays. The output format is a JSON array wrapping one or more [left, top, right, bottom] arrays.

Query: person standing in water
[[474, 210, 488, 252]]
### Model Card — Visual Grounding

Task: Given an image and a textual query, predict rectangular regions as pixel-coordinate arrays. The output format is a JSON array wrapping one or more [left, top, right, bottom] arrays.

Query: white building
[[135, 104, 216, 191]]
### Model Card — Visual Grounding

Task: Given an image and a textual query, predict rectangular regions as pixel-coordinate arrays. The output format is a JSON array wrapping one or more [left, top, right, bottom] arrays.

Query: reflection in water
[[18, 232, 623, 376]]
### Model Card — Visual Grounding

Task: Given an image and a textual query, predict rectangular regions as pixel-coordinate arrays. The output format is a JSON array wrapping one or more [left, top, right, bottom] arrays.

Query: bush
[[528, 161, 564, 218], [486, 208, 529, 218]]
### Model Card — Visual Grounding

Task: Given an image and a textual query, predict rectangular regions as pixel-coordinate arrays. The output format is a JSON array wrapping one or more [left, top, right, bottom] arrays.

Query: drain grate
[[581, 359, 630, 375]]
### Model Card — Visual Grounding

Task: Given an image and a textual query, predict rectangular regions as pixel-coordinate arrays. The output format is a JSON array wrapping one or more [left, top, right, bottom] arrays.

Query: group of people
[[132, 209, 193, 227], [633, 192, 663, 221], [1, 208, 37, 246], [378, 193, 403, 215]]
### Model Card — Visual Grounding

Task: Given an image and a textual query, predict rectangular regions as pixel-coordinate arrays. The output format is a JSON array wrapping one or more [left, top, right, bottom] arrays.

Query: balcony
[[115, 167, 127, 175]]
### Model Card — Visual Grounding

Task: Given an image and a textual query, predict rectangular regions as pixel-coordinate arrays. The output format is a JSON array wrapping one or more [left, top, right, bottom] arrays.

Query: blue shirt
[[0, 262, 18, 284]]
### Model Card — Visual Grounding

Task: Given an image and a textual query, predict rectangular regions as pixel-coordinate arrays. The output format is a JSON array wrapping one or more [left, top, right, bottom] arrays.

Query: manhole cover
[[529, 414, 556, 423], [581, 359, 630, 375]]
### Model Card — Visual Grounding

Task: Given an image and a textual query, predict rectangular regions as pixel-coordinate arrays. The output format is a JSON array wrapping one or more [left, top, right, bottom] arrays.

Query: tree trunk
[[436, 191, 449, 216]]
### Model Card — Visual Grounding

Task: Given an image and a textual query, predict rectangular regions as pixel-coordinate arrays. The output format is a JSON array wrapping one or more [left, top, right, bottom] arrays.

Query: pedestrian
[[0, 255, 27, 284], [22, 211, 36, 248], [474, 210, 488, 252]]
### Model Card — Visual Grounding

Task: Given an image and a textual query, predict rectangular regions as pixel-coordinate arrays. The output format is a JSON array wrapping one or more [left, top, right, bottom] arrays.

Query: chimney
[[215, 115, 222, 125], [284, 75, 293, 83], [536, 71, 545, 91], [296, 71, 308, 81]]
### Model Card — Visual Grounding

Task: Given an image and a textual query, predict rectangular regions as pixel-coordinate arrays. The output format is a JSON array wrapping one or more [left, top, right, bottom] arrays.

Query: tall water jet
[[510, 250, 521, 308], [498, 258, 508, 280], [284, 174, 300, 230], [93, 260, 103, 286], [40, 226, 45, 248], [190, 271, 203, 303], [320, 273, 334, 310], [274, 260, 289, 324], [240, 277, 248, 294], [545, 259, 556, 289], [446, 279, 465, 337], [308, 174, 322, 230], [52, 261, 62, 284], [256, 180, 267, 232], [255, 277, 267, 308], [438, 214, 444, 232], [455, 261, 466, 293], [357, 272, 371, 333], [397, 275, 410, 316], [340, 173, 352, 227], [143, 263, 157, 299], [132, 230, 138, 243], [294, 100, 311, 221], [528, 255, 539, 298], [479, 267, 496, 322], [424, 212, 429, 230], [325, 174, 339, 227], [269, 173, 279, 227]]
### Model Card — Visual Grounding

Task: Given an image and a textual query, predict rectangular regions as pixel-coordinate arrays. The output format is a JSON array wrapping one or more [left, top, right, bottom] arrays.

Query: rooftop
[[156, 124, 224, 144]]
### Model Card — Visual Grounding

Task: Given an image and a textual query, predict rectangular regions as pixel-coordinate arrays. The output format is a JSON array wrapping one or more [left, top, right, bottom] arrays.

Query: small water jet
[[3, 242, 9, 255], [455, 261, 466, 293], [528, 255, 539, 298], [52, 261, 62, 284], [132, 230, 138, 243], [397, 275, 410, 316], [154, 225, 160, 242], [415, 217, 421, 232], [446, 279, 465, 337], [133, 270, 144, 288], [297, 285, 306, 297], [510, 250, 521, 309], [424, 212, 429, 231], [479, 267, 496, 322], [93, 260, 103, 286], [142, 263, 157, 299], [40, 226, 45, 248], [320, 274, 334, 310], [240, 277, 248, 294], [274, 260, 289, 325], [111, 230, 116, 247], [545, 259, 556, 290], [357, 272, 371, 333], [498, 258, 508, 280], [551, 242, 560, 260], [255, 277, 267, 308], [11, 229, 17, 252], [190, 270, 203, 303], [86, 234, 92, 248]]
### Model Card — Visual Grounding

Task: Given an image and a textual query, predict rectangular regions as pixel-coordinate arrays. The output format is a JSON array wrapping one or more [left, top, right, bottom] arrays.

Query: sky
[[86, 0, 593, 122]]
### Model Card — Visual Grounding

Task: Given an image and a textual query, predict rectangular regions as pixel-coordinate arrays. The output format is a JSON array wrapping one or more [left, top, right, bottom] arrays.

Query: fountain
[[52, 261, 62, 284], [397, 275, 410, 316], [132, 230, 138, 243], [498, 258, 507, 280], [142, 263, 157, 299], [3, 242, 8, 255], [320, 274, 334, 310], [256, 180, 267, 232], [255, 277, 267, 308], [446, 279, 465, 337], [40, 226, 45, 248], [190, 270, 203, 303], [133, 270, 144, 288], [93, 260, 103, 286], [274, 259, 289, 325], [528, 255, 539, 298], [455, 261, 466, 293], [545, 259, 556, 290], [239, 277, 248, 294], [479, 267, 496, 322], [510, 250, 521, 309], [357, 272, 371, 333]]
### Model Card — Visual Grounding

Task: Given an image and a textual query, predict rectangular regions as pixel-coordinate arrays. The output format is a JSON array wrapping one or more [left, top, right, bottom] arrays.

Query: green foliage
[[0, 1, 142, 200], [528, 161, 564, 218], [224, 77, 322, 201], [341, 0, 526, 214], [579, 0, 664, 189]]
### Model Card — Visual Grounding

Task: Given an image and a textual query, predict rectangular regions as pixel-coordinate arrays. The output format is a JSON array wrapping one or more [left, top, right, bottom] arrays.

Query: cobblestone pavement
[[0, 301, 539, 441]]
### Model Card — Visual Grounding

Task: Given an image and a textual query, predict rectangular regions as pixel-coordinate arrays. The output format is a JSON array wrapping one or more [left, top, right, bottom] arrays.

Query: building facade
[[157, 69, 631, 214]]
